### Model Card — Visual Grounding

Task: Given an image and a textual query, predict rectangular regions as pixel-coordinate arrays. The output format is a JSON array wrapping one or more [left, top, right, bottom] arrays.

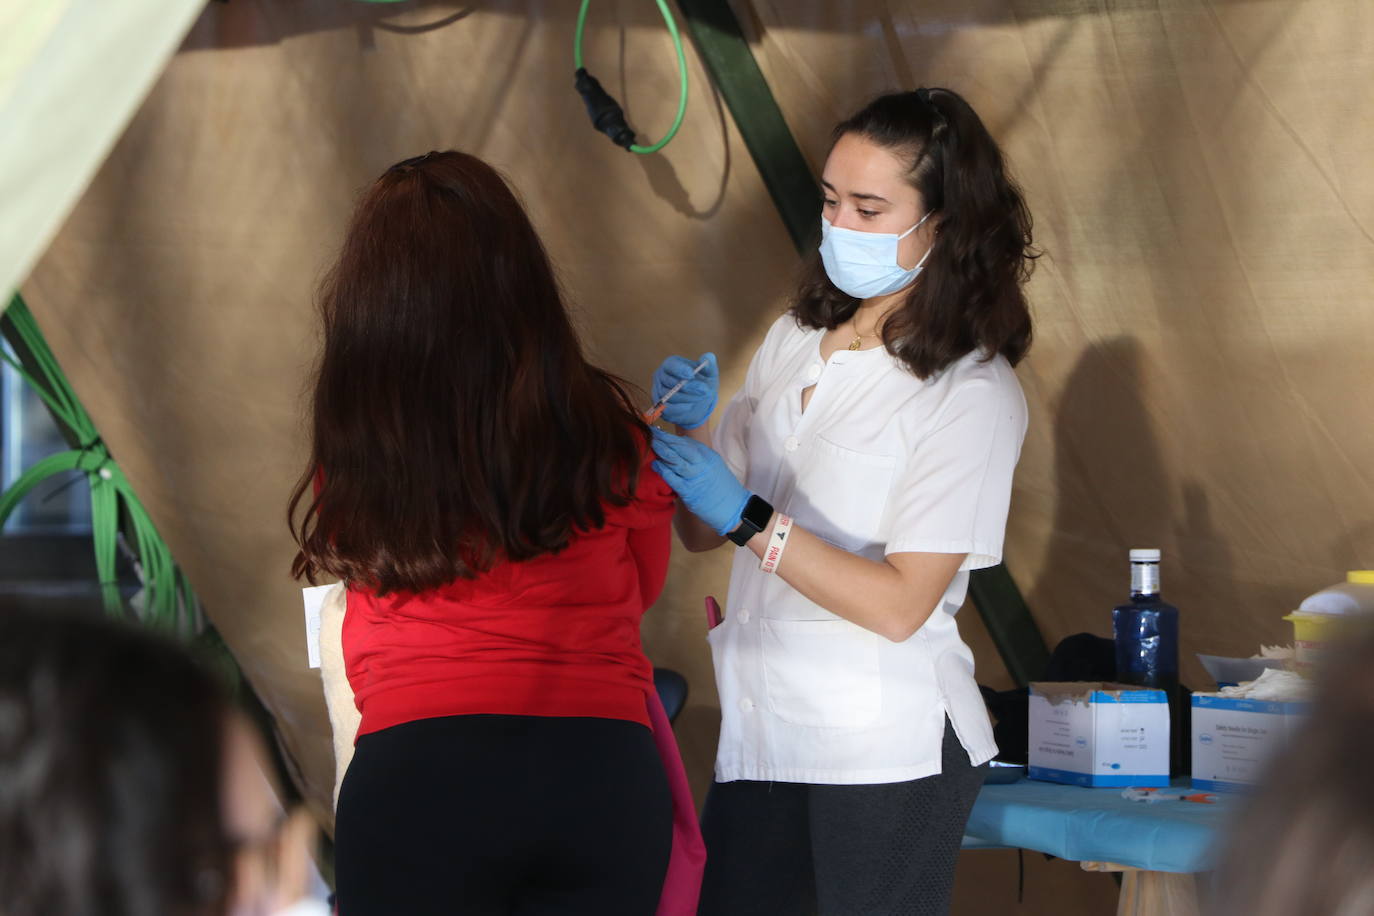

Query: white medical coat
[[709, 314, 1028, 784]]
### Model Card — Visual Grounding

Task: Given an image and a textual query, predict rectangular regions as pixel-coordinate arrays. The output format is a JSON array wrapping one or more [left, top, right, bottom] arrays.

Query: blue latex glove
[[651, 352, 718, 430], [650, 427, 752, 537]]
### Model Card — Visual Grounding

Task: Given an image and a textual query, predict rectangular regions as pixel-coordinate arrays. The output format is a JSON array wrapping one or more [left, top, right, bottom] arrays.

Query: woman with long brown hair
[[650, 87, 1035, 914], [289, 151, 674, 914]]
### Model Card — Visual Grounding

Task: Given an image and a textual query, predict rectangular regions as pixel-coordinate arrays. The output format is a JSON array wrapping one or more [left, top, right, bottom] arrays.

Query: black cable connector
[[574, 68, 636, 150]]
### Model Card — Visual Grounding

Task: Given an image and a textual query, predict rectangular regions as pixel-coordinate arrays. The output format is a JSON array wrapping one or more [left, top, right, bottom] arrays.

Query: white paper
[[1196, 653, 1286, 686], [301, 584, 333, 669]]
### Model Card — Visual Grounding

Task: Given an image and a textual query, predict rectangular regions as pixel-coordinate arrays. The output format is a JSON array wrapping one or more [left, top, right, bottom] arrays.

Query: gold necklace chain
[[847, 311, 883, 351]]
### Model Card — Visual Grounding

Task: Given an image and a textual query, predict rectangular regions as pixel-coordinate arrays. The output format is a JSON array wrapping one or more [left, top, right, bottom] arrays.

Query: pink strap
[[646, 689, 706, 915]]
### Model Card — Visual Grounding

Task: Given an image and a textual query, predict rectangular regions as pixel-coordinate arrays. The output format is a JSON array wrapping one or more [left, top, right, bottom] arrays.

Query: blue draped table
[[962, 778, 1245, 914], [963, 777, 1238, 872]]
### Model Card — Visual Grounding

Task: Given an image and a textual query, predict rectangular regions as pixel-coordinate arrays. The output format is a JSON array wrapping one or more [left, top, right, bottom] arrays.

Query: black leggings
[[334, 714, 672, 916], [698, 717, 987, 916]]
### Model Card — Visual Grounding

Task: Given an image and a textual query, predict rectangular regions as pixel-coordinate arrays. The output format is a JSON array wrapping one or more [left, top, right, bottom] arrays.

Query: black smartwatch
[[727, 495, 774, 546]]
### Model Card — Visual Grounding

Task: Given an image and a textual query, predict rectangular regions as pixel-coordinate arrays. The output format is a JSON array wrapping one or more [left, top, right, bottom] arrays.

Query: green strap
[[672, 0, 1051, 686], [1, 294, 194, 628]]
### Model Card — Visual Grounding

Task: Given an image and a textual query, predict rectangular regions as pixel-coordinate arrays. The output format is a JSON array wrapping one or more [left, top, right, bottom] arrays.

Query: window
[[1, 343, 92, 534]]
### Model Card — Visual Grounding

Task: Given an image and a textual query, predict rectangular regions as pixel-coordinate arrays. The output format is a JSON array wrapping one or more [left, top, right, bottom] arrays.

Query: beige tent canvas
[[9, 1, 1371, 912]]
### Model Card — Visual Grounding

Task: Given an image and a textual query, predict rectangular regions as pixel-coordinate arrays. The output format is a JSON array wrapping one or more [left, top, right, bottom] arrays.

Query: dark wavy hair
[[289, 150, 647, 595], [794, 88, 1036, 378], [0, 610, 232, 916]]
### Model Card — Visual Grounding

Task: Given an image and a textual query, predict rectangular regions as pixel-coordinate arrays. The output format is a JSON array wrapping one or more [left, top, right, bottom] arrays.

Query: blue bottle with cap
[[1113, 548, 1185, 774], [1113, 548, 1179, 688]]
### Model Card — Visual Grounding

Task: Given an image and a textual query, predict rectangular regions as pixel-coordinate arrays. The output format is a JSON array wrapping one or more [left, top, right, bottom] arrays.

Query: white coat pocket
[[761, 618, 882, 728], [789, 436, 896, 553]]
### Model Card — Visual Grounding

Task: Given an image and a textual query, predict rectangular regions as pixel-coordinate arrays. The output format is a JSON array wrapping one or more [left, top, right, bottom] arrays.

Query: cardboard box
[[1028, 682, 1170, 787], [1190, 694, 1309, 793]]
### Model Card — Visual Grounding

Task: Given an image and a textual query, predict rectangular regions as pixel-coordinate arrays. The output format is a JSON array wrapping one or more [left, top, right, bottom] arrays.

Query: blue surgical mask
[[819, 211, 933, 299]]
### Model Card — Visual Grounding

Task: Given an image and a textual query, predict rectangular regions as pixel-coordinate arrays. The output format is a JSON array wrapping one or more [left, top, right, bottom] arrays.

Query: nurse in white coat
[[649, 87, 1035, 915]]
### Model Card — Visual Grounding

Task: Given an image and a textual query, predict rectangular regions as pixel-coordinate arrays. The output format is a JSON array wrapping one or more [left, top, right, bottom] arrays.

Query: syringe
[[644, 358, 710, 424]]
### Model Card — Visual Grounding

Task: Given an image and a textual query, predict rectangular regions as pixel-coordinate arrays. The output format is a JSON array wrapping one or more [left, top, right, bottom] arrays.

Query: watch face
[[743, 497, 771, 529], [732, 496, 772, 544]]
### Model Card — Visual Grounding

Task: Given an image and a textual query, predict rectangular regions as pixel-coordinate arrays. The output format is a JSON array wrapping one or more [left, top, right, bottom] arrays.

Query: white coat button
[[806, 363, 822, 382], [738, 609, 751, 624], [784, 436, 800, 452], [739, 698, 755, 712]]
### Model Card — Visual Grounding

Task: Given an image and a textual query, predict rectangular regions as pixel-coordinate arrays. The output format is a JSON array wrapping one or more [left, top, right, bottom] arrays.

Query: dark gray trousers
[[698, 717, 986, 916]]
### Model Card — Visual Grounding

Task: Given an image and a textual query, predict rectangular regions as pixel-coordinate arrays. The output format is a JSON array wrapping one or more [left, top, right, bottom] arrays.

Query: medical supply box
[[1027, 682, 1170, 788], [1190, 694, 1308, 793]]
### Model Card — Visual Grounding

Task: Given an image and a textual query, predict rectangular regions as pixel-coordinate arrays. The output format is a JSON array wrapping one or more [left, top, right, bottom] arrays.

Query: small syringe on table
[[644, 358, 710, 424]]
